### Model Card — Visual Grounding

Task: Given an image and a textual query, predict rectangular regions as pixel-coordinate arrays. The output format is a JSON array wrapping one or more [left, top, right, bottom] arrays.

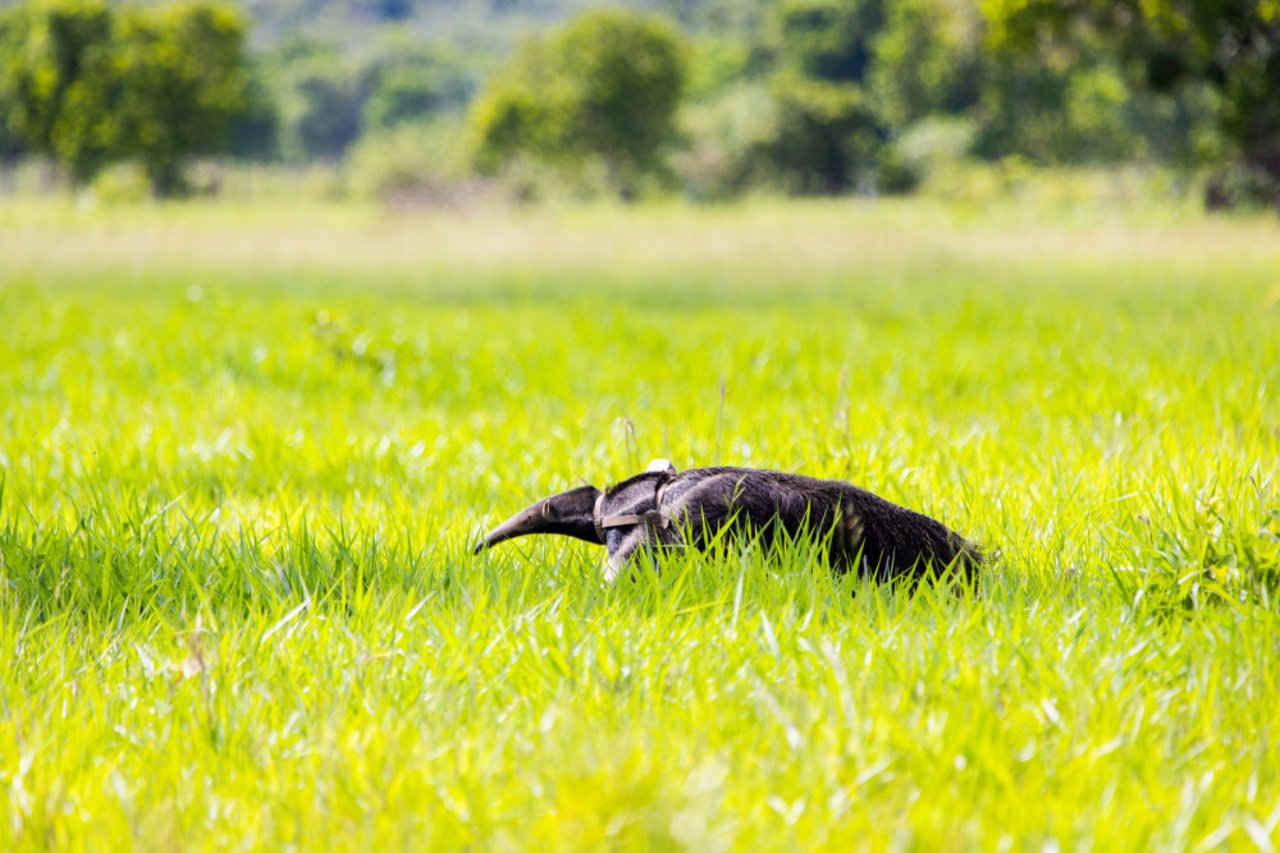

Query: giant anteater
[[476, 460, 981, 584]]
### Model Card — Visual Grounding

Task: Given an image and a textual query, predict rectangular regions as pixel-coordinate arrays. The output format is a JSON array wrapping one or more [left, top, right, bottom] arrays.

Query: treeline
[[0, 0, 1276, 207]]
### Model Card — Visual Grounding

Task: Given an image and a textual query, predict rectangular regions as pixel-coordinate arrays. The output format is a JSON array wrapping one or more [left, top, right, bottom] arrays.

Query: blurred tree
[[869, 0, 983, 129], [0, 12, 27, 160], [971, 35, 1149, 163], [110, 2, 251, 194], [776, 0, 885, 82], [228, 64, 282, 161], [764, 74, 884, 193], [257, 38, 364, 162], [756, 0, 893, 194], [0, 0, 117, 182], [864, 0, 1215, 169], [361, 40, 474, 130], [470, 38, 569, 169], [983, 0, 1280, 206], [0, 0, 250, 193], [470, 8, 688, 196], [293, 71, 365, 160]]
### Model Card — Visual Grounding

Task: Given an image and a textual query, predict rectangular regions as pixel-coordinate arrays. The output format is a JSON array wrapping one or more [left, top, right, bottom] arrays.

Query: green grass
[[1, 196, 1279, 849]]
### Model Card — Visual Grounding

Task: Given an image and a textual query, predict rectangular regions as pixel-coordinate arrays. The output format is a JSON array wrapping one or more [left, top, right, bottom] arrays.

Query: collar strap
[[594, 479, 672, 541]]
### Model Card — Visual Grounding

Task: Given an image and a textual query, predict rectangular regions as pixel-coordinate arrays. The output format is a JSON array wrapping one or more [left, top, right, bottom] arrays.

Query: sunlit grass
[[1, 196, 1278, 849]]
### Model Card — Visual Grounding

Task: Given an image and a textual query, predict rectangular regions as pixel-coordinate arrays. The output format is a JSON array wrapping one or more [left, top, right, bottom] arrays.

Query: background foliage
[[983, 0, 1280, 207], [0, 0, 1272, 204]]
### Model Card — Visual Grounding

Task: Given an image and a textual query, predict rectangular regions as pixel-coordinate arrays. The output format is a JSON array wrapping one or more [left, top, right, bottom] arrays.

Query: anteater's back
[[660, 467, 979, 582]]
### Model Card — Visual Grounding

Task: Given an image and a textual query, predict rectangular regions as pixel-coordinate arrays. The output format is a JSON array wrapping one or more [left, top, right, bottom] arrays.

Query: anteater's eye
[[541, 501, 558, 520]]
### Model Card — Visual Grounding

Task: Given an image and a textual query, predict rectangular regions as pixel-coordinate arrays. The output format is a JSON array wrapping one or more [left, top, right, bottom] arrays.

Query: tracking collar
[[593, 477, 672, 542]]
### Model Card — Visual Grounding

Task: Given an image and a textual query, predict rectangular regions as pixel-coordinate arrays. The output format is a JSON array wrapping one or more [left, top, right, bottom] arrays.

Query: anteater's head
[[473, 484, 603, 554]]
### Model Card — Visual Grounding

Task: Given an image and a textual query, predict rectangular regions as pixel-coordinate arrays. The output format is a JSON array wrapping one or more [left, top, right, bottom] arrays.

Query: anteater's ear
[[646, 458, 677, 474]]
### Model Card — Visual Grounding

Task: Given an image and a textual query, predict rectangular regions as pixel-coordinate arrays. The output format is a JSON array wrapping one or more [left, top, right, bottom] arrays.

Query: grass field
[[2, 195, 1279, 849]]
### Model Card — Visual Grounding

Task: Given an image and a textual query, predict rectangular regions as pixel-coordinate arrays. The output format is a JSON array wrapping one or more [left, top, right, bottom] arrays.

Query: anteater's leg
[[602, 519, 682, 583], [829, 504, 866, 574]]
